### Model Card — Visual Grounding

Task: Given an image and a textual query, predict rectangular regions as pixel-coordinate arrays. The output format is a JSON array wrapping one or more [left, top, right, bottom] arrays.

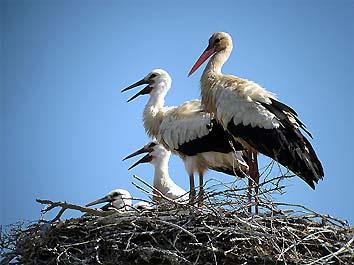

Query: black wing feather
[[260, 98, 313, 139], [228, 120, 324, 189], [176, 119, 244, 156]]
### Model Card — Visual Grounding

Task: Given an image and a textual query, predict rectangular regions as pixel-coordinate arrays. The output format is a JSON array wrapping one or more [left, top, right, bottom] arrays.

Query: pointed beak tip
[[127, 95, 138, 103], [121, 78, 147, 97], [124, 146, 149, 161], [126, 161, 138, 171]]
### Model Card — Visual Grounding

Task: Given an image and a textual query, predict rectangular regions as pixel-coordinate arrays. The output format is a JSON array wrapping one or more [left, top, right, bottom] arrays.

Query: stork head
[[121, 69, 172, 102], [123, 141, 171, 169], [188, 32, 233, 76], [86, 188, 132, 210]]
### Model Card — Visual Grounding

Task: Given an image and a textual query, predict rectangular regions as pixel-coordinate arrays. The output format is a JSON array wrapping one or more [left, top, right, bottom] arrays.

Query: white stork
[[86, 189, 152, 211], [86, 189, 133, 211], [123, 141, 189, 204], [188, 32, 324, 212], [121, 69, 249, 206]]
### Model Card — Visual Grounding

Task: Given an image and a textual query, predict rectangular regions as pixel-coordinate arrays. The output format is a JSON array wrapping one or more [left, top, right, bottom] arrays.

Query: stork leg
[[253, 153, 260, 214], [248, 178, 253, 213], [198, 171, 204, 207], [247, 150, 254, 213], [247, 150, 260, 214], [189, 173, 196, 205]]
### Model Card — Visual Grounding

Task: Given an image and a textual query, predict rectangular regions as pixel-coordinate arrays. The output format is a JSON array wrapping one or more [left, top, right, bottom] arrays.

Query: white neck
[[153, 157, 174, 190], [203, 47, 232, 77], [143, 85, 168, 138], [146, 90, 166, 110], [200, 47, 232, 114]]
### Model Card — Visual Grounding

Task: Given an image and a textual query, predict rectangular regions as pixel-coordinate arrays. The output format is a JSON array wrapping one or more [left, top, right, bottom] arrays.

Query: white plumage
[[158, 100, 211, 149], [188, 31, 324, 196], [123, 141, 188, 204], [86, 189, 133, 211], [122, 69, 249, 205], [215, 85, 280, 129], [133, 201, 153, 210], [86, 189, 153, 211]]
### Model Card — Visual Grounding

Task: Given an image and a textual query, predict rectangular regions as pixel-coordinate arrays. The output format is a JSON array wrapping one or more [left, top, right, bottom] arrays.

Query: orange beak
[[188, 45, 216, 77]]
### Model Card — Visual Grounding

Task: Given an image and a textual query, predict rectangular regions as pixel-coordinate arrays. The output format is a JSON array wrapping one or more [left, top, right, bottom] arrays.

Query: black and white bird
[[86, 189, 152, 211], [124, 141, 189, 204], [188, 32, 324, 211], [121, 69, 249, 205], [86, 189, 133, 211]]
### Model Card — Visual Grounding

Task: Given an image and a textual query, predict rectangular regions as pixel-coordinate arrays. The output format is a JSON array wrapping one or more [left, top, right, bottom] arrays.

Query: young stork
[[86, 189, 152, 211], [123, 141, 189, 204], [188, 32, 324, 211], [121, 69, 249, 206], [86, 189, 133, 211]]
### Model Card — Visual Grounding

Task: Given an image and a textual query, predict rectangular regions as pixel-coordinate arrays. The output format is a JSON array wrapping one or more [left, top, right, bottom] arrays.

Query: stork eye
[[112, 192, 119, 197], [215, 38, 221, 44], [150, 74, 157, 79]]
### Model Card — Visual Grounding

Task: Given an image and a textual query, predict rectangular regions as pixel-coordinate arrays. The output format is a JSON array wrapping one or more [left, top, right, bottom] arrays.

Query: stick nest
[[1, 173, 353, 264], [1, 205, 353, 264]]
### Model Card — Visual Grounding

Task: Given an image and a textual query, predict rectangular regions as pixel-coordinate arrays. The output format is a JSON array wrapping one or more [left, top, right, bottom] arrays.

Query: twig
[[36, 199, 116, 221], [307, 236, 354, 265], [155, 219, 198, 243]]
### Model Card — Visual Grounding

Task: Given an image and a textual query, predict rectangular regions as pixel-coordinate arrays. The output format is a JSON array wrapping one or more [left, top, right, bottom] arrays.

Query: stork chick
[[86, 189, 132, 211], [124, 141, 189, 204], [86, 189, 153, 211]]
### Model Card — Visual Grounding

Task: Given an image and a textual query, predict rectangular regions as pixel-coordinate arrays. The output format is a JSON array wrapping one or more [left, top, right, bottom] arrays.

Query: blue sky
[[1, 0, 353, 225]]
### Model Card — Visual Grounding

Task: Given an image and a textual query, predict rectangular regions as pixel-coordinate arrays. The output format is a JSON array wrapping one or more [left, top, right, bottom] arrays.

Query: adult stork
[[124, 141, 189, 204], [121, 69, 249, 206], [188, 32, 324, 212]]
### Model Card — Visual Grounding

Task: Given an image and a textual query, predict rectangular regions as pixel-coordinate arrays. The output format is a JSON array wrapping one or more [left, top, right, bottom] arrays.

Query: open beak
[[121, 78, 152, 102], [127, 154, 153, 170], [86, 195, 112, 207], [123, 145, 153, 170], [123, 145, 151, 161], [188, 45, 216, 77]]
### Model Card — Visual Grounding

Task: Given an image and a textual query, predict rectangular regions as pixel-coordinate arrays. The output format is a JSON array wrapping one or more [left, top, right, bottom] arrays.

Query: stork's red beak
[[188, 46, 216, 77]]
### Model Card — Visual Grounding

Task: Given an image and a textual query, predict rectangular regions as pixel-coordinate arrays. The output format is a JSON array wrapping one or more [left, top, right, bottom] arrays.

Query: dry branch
[[1, 205, 352, 265], [1, 170, 353, 264]]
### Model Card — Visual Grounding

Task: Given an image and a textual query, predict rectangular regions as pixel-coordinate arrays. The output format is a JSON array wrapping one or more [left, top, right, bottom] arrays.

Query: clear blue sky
[[1, 0, 353, 225]]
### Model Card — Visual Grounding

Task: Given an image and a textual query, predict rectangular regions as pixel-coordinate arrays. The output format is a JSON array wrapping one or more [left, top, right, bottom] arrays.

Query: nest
[[1, 173, 353, 264]]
